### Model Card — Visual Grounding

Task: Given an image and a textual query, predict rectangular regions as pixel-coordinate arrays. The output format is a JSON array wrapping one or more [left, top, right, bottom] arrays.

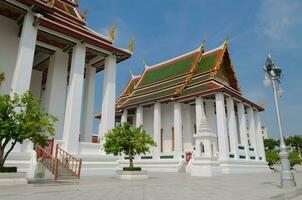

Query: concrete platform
[[0, 172, 27, 185], [116, 170, 148, 180]]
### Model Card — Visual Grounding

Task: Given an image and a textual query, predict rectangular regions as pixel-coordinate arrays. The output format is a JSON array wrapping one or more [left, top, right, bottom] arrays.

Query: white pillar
[[11, 13, 37, 95], [98, 55, 117, 139], [135, 106, 143, 128], [237, 103, 249, 159], [215, 92, 229, 161], [247, 107, 258, 159], [174, 102, 183, 157], [29, 69, 43, 99], [254, 110, 266, 161], [153, 102, 161, 158], [62, 44, 86, 154], [226, 97, 239, 159], [81, 66, 96, 142], [195, 97, 202, 133], [44, 50, 69, 140], [121, 109, 128, 124]]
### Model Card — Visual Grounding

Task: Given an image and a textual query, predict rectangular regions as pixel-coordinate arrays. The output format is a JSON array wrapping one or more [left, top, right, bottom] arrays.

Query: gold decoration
[[175, 41, 205, 95], [128, 36, 134, 52], [83, 7, 88, 21], [50, 0, 56, 8], [0, 73, 5, 87], [109, 23, 116, 40]]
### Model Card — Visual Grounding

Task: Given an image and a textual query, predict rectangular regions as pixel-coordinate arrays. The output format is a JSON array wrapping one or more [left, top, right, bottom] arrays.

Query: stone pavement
[[0, 172, 301, 200]]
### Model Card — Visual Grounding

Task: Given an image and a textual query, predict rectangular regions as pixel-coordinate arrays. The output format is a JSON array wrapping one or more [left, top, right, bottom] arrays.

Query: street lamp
[[263, 54, 296, 188]]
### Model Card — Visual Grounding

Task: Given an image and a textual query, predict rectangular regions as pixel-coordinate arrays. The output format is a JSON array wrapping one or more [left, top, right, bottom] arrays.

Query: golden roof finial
[[225, 32, 231, 44], [0, 73, 5, 87], [83, 6, 88, 21], [128, 36, 134, 52], [50, 0, 56, 8], [109, 23, 116, 41]]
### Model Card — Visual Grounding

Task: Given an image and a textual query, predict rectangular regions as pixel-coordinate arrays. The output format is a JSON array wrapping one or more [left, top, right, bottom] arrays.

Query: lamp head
[[266, 54, 273, 71]]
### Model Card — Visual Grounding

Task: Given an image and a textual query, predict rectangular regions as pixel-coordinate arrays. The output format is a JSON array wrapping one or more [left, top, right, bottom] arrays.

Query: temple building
[[113, 41, 269, 176], [0, 0, 131, 178]]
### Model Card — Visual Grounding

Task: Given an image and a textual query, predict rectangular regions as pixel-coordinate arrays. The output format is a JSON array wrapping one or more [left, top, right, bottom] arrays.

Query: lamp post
[[263, 54, 296, 188]]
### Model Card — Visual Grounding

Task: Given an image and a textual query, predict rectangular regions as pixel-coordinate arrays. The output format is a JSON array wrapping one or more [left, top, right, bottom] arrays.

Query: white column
[[226, 97, 239, 159], [215, 92, 229, 161], [62, 44, 86, 154], [81, 66, 96, 142], [135, 106, 143, 128], [174, 102, 183, 157], [121, 109, 128, 124], [247, 107, 258, 159], [237, 103, 249, 159], [11, 13, 37, 95], [153, 102, 161, 158], [44, 50, 69, 140], [205, 100, 217, 134], [98, 55, 117, 139], [254, 110, 266, 161], [195, 97, 202, 133], [29, 69, 43, 99]]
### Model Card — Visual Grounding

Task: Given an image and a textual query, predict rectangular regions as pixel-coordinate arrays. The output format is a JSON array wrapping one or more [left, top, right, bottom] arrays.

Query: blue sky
[[79, 0, 302, 138]]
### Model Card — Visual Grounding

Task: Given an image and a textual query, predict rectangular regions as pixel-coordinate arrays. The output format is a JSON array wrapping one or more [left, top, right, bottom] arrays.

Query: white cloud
[[255, 0, 302, 48]]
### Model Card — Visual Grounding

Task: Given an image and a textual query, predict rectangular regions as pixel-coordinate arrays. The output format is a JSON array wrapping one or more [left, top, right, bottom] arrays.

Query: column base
[[281, 170, 296, 188], [189, 157, 222, 177]]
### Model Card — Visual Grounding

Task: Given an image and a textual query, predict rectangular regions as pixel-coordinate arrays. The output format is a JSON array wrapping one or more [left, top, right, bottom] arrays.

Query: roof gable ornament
[[109, 23, 116, 41], [209, 36, 241, 93], [176, 38, 206, 95], [82, 6, 88, 21], [50, 0, 56, 8], [128, 36, 134, 52]]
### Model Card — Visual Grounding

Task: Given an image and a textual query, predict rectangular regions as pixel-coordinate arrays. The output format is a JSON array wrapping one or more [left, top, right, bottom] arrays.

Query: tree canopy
[[103, 122, 156, 169], [0, 92, 57, 167]]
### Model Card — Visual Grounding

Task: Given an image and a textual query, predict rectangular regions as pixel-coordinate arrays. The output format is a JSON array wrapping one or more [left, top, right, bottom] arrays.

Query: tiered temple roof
[[1, 0, 131, 70], [116, 41, 263, 111]]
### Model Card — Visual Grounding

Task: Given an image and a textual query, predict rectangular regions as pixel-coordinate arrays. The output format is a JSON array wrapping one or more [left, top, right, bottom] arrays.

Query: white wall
[[161, 102, 174, 153], [0, 16, 20, 95], [29, 69, 43, 99], [142, 106, 154, 138], [182, 104, 194, 152]]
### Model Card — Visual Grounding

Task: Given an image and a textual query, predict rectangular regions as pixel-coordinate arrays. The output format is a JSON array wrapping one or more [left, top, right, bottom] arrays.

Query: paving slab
[[0, 172, 301, 200]]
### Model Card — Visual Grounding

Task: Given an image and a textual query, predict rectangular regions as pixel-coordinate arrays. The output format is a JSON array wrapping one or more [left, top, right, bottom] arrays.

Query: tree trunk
[[129, 146, 133, 168], [0, 140, 17, 168], [0, 146, 4, 168]]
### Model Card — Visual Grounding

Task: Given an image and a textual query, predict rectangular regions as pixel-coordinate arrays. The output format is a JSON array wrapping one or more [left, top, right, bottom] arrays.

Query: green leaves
[[0, 92, 57, 166], [103, 122, 156, 168]]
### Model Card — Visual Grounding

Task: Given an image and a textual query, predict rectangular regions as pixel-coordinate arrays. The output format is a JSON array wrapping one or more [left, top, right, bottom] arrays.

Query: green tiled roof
[[124, 87, 176, 106], [196, 53, 218, 74], [137, 52, 198, 87], [117, 44, 233, 108]]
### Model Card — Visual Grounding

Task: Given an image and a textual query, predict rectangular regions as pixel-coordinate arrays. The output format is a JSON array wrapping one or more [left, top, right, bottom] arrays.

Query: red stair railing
[[55, 144, 82, 179]]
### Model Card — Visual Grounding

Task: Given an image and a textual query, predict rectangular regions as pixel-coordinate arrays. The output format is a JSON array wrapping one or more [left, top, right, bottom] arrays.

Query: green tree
[[286, 136, 302, 156], [264, 138, 279, 151], [289, 151, 301, 168], [265, 150, 279, 167], [0, 92, 57, 168], [103, 122, 156, 169]]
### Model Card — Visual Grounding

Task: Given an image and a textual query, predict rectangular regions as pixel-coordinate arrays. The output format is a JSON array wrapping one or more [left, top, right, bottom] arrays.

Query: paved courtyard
[[0, 172, 301, 200]]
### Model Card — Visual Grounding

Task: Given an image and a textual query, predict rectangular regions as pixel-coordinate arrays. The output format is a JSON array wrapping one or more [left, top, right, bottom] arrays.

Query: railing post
[[78, 159, 82, 178]]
